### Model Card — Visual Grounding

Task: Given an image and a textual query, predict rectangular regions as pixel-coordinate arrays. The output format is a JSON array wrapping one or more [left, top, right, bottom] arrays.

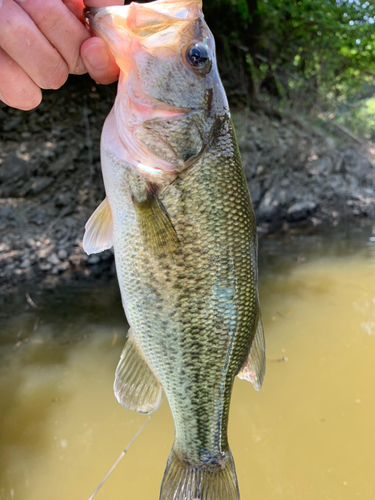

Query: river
[[1, 223, 375, 500]]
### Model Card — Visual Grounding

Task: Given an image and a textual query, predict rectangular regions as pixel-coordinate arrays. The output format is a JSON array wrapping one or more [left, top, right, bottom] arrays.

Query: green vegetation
[[204, 0, 375, 119], [335, 95, 375, 140]]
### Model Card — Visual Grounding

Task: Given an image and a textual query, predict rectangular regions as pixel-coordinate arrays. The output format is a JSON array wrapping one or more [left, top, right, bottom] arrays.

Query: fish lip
[[83, 7, 98, 33], [83, 7, 100, 21], [84, 7, 110, 34]]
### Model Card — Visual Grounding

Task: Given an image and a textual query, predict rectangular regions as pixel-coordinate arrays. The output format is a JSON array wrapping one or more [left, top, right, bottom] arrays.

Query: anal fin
[[114, 328, 162, 414], [238, 313, 266, 391]]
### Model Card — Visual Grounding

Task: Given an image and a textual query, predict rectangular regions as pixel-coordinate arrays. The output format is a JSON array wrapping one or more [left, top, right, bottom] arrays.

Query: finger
[[0, 0, 68, 90], [14, 0, 90, 75], [63, 0, 86, 21], [84, 0, 124, 7], [0, 48, 41, 110], [81, 38, 119, 85]]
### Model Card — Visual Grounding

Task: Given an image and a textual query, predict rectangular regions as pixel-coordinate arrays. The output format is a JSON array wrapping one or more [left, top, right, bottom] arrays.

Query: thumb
[[80, 0, 124, 84]]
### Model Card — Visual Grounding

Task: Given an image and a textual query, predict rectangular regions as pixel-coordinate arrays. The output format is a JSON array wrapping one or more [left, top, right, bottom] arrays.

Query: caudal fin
[[160, 446, 239, 500]]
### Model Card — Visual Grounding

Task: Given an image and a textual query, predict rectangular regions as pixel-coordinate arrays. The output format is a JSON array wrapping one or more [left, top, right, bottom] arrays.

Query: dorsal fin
[[83, 197, 113, 255]]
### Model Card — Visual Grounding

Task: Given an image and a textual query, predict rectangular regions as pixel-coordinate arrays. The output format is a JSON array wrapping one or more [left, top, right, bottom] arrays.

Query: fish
[[83, 1, 265, 499]]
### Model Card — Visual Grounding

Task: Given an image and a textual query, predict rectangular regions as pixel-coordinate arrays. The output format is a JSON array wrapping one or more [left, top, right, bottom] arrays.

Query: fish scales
[[84, 1, 265, 499], [107, 118, 257, 457]]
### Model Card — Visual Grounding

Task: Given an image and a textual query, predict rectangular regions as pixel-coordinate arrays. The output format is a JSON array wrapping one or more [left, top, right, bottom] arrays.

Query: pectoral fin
[[133, 188, 179, 257], [83, 197, 113, 255], [114, 328, 162, 414], [238, 313, 266, 391]]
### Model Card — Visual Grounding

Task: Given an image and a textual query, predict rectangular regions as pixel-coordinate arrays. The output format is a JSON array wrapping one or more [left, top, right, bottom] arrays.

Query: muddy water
[[1, 225, 375, 500]]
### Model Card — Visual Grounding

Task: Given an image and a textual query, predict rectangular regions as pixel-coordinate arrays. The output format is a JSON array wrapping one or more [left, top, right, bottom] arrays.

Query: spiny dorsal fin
[[238, 313, 266, 391], [114, 328, 162, 414], [133, 188, 179, 257], [83, 197, 113, 255]]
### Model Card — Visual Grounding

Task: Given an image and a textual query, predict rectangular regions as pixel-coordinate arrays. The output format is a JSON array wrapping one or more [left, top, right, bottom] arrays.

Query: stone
[[308, 156, 333, 176], [257, 186, 289, 220], [58, 249, 68, 260], [28, 177, 54, 195], [87, 254, 100, 265], [0, 205, 12, 220], [341, 150, 372, 182], [26, 238, 36, 248], [40, 263, 52, 271], [249, 181, 262, 206], [47, 253, 60, 265], [0, 155, 29, 183], [20, 259, 31, 269], [29, 210, 47, 226], [54, 192, 75, 208], [287, 200, 317, 220], [57, 261, 70, 272], [2, 116, 22, 132]]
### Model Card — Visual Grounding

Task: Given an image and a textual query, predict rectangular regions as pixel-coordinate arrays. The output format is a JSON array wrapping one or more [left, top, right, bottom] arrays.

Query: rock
[[87, 254, 100, 265], [48, 156, 72, 175], [2, 116, 22, 132], [310, 217, 322, 226], [20, 259, 31, 269], [28, 177, 54, 195], [325, 137, 335, 150], [64, 217, 77, 227], [26, 238, 36, 248], [58, 249, 68, 260], [47, 252, 60, 265], [29, 210, 47, 226], [40, 263, 52, 271], [0, 205, 12, 220], [54, 261, 70, 273], [287, 200, 318, 221], [341, 149, 372, 182], [257, 186, 289, 220], [308, 156, 333, 176], [249, 180, 262, 206], [54, 191, 75, 208], [0, 155, 29, 183]]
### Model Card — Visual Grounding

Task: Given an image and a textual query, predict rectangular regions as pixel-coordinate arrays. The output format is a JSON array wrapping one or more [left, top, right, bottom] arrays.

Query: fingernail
[[83, 43, 110, 71]]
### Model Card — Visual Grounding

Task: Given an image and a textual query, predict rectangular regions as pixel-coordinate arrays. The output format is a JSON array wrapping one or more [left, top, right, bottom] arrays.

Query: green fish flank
[[84, 1, 266, 499]]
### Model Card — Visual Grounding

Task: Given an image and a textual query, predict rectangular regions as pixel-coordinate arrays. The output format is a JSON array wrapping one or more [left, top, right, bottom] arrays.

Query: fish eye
[[186, 43, 211, 73]]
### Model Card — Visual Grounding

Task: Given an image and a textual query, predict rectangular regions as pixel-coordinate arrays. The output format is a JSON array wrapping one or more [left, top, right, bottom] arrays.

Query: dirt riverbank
[[1, 75, 374, 295]]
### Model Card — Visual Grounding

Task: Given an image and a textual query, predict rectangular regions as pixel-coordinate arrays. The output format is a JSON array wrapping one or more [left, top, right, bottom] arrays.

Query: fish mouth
[[83, 7, 112, 36], [83, 7, 98, 34]]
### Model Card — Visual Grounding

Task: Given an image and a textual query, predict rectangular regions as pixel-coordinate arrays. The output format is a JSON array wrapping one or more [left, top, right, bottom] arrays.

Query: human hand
[[0, 0, 91, 110], [80, 0, 121, 86]]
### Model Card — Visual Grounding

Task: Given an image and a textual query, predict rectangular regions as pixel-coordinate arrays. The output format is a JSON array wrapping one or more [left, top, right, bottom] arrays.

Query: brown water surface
[[1, 224, 375, 500]]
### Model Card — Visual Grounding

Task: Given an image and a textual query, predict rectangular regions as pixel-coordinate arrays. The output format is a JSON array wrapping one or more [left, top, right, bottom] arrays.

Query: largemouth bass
[[84, 1, 265, 498]]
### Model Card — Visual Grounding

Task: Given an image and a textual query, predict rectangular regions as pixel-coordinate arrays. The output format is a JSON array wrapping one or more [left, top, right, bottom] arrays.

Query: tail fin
[[160, 446, 240, 500]]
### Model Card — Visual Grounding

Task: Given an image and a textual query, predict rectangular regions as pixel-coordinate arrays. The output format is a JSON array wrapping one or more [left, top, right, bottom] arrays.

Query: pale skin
[[0, 0, 121, 111]]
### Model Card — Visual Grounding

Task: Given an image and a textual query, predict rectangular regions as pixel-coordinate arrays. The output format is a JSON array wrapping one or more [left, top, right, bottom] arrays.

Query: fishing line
[[88, 398, 165, 500]]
